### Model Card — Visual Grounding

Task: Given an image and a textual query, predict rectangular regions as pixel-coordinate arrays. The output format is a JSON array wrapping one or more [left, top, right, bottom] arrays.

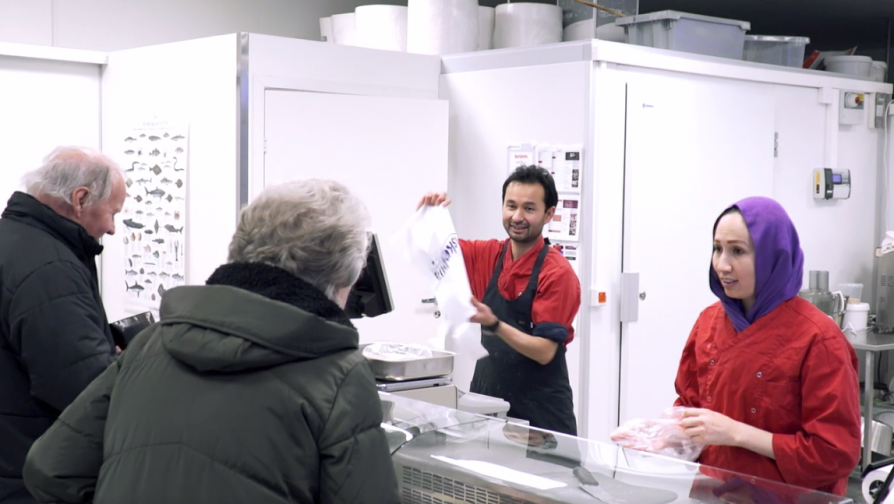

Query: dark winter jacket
[[23, 262, 400, 504], [0, 192, 116, 504]]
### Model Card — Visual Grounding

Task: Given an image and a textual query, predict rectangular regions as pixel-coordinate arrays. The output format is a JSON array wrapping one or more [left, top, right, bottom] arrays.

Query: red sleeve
[[459, 239, 497, 301], [530, 257, 581, 344], [771, 335, 861, 490], [674, 318, 701, 408]]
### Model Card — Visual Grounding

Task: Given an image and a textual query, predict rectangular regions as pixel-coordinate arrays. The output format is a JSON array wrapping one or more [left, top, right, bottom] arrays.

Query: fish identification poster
[[119, 119, 188, 312]]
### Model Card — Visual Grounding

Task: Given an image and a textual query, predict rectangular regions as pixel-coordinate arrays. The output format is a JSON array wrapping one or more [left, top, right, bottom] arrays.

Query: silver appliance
[[799, 270, 844, 325]]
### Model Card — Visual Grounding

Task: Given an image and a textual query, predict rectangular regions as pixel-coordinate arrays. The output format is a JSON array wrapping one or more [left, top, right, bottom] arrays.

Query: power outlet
[[840, 91, 866, 126]]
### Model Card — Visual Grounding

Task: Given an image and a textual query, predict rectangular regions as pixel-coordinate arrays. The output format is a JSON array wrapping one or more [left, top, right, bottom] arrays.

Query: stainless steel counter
[[380, 393, 854, 504], [848, 331, 894, 472]]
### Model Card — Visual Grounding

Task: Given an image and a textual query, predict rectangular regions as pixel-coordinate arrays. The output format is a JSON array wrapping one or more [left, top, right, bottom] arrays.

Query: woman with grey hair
[[23, 180, 401, 504]]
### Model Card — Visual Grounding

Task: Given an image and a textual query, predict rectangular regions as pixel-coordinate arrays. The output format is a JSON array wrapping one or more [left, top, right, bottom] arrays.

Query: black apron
[[470, 242, 578, 436]]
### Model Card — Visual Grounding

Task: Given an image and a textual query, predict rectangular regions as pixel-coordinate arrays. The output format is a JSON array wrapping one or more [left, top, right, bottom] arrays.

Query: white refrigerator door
[[263, 89, 449, 346], [619, 74, 775, 424]]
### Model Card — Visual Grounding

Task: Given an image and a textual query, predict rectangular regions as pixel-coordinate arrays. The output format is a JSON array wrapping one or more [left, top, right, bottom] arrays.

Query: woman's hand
[[681, 408, 743, 447], [682, 408, 776, 459]]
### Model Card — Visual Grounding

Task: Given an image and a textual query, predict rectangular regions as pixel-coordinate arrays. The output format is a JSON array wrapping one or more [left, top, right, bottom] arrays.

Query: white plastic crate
[[615, 10, 750, 60], [743, 35, 810, 68]]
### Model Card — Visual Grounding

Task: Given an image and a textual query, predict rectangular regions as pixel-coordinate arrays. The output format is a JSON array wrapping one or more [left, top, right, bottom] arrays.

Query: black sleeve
[[9, 261, 116, 411], [532, 322, 568, 345]]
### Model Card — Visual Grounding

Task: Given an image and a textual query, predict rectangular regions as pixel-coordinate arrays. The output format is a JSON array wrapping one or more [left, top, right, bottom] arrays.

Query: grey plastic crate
[[743, 35, 810, 68], [615, 10, 750, 60]]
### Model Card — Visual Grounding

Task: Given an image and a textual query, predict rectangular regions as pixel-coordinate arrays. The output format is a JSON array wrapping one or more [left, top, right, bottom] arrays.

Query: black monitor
[[109, 311, 156, 349], [344, 233, 394, 319]]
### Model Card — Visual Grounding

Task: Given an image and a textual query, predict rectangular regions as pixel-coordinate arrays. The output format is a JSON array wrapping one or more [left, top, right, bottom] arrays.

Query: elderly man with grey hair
[[23, 179, 401, 504], [0, 146, 125, 504]]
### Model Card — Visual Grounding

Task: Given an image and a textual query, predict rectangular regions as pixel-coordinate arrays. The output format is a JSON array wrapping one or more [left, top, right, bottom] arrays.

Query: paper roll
[[319, 17, 334, 43], [493, 3, 563, 50], [564, 19, 627, 42], [355, 5, 408, 52], [479, 6, 495, 51], [331, 13, 357, 46], [408, 0, 479, 55], [596, 23, 627, 42], [864, 465, 894, 503], [564, 19, 594, 41]]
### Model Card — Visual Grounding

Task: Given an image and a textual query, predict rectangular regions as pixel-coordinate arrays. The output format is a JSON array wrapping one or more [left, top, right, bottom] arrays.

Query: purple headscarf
[[709, 197, 804, 332]]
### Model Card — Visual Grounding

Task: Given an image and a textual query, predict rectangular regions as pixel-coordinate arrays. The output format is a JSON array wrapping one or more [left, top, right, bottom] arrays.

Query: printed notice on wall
[[544, 196, 580, 242], [551, 241, 580, 278], [507, 144, 536, 175], [119, 119, 189, 312], [537, 145, 582, 193]]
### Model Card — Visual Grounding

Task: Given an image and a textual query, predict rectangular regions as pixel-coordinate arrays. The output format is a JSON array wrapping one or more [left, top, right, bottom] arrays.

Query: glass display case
[[380, 392, 853, 504]]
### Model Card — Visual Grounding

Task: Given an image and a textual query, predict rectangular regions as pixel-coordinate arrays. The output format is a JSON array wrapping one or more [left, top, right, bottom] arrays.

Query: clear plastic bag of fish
[[609, 407, 705, 462], [362, 342, 434, 362]]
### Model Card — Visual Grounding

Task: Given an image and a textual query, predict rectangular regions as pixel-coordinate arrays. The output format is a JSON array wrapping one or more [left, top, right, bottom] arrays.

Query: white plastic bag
[[394, 205, 487, 361], [609, 407, 705, 462]]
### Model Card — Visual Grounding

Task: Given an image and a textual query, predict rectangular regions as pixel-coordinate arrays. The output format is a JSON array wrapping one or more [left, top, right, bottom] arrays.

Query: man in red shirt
[[418, 166, 581, 435]]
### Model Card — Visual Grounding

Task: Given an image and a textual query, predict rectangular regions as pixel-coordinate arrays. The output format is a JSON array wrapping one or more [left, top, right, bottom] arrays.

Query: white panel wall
[[616, 66, 882, 303], [441, 61, 592, 433], [771, 85, 880, 296], [0, 55, 100, 207], [0, 0, 51, 46], [100, 34, 238, 322], [0, 0, 403, 51], [249, 34, 441, 97]]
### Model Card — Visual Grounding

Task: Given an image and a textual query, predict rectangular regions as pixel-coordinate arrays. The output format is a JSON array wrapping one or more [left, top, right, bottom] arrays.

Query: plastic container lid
[[745, 35, 810, 44], [847, 302, 871, 312], [457, 391, 510, 415], [825, 55, 872, 64], [615, 10, 751, 31]]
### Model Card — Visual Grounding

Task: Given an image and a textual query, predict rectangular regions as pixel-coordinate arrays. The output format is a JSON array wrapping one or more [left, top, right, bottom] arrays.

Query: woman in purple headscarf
[[672, 197, 861, 496]]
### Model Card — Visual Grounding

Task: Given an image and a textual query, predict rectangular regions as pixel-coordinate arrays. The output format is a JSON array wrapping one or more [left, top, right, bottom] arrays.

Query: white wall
[[0, 54, 100, 207], [769, 84, 880, 296], [0, 0, 51, 45], [441, 61, 593, 433], [100, 34, 238, 322], [0, 0, 403, 51]]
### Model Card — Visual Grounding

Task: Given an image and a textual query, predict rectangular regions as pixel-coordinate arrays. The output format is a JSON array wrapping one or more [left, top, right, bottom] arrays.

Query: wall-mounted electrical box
[[839, 91, 865, 126], [813, 168, 851, 200], [868, 92, 892, 129]]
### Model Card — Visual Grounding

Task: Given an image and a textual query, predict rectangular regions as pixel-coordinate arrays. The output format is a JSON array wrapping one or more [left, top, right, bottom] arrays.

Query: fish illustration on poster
[[119, 119, 189, 312]]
